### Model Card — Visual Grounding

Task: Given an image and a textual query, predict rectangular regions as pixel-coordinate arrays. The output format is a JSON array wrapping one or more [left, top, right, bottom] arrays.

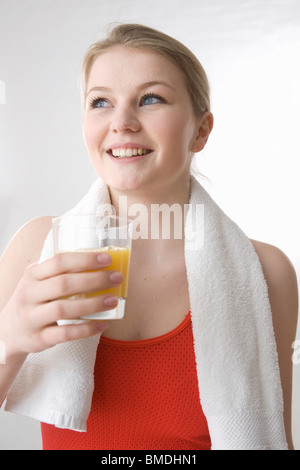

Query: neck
[[108, 176, 191, 254], [109, 175, 191, 214]]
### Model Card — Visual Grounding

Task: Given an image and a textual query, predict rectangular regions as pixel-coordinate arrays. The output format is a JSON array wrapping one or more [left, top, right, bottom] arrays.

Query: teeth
[[111, 148, 150, 158]]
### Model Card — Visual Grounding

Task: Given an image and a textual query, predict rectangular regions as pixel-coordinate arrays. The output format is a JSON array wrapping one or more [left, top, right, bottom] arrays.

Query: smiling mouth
[[108, 148, 153, 158]]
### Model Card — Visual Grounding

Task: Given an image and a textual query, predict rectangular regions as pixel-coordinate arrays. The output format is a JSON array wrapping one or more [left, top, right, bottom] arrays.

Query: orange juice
[[79, 246, 131, 298]]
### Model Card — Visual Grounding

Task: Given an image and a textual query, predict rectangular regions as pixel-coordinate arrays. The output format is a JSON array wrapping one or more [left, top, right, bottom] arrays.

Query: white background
[[0, 0, 299, 450]]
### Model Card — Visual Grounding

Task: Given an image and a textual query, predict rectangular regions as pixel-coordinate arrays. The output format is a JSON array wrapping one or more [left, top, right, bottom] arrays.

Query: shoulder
[[250, 239, 298, 334], [0, 216, 54, 311], [1, 216, 54, 264], [250, 239, 295, 272], [250, 239, 298, 449], [250, 239, 298, 311]]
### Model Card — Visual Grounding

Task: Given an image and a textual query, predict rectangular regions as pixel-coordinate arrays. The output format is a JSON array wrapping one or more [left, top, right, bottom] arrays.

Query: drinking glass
[[52, 214, 133, 320]]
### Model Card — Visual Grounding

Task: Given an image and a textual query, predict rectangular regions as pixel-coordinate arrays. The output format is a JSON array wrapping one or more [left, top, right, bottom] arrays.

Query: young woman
[[0, 24, 298, 450]]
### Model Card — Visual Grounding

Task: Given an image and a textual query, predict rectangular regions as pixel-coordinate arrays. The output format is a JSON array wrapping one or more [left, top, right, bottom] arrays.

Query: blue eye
[[141, 93, 165, 106], [89, 97, 110, 109]]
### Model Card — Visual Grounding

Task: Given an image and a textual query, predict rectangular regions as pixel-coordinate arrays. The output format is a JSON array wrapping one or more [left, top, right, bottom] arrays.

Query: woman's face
[[83, 45, 202, 195]]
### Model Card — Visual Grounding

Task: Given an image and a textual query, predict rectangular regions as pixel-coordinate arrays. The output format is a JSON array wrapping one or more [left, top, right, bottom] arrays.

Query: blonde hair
[[81, 23, 210, 117]]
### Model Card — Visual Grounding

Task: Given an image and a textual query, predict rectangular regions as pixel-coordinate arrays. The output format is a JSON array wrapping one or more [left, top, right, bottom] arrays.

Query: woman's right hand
[[0, 251, 122, 359]]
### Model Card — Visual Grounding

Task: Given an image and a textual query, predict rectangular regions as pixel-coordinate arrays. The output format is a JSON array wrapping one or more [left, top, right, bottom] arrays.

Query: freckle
[[144, 277, 147, 281]]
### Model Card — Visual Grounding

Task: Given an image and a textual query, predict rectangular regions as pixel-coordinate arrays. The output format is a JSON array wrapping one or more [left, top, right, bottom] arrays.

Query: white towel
[[5, 176, 288, 449]]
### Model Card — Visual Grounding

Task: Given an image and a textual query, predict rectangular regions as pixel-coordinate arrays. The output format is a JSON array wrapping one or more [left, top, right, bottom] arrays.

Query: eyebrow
[[86, 80, 176, 96]]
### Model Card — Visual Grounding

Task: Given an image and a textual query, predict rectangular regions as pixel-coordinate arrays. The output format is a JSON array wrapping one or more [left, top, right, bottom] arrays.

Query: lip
[[107, 142, 152, 151], [107, 151, 152, 163], [106, 141, 153, 162]]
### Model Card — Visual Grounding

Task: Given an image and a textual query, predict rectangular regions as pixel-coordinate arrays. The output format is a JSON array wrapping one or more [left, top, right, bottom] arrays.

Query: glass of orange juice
[[52, 214, 133, 320]]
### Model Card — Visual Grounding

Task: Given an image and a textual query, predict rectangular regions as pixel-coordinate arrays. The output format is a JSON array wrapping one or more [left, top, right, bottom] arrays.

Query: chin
[[102, 173, 147, 193]]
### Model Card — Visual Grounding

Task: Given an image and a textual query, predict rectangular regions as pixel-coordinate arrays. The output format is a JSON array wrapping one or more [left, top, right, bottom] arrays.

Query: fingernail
[[97, 253, 112, 265], [109, 271, 123, 283], [96, 322, 108, 332], [103, 295, 118, 307]]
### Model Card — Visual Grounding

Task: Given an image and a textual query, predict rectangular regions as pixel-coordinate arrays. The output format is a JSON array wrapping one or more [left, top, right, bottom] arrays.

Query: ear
[[191, 112, 214, 153]]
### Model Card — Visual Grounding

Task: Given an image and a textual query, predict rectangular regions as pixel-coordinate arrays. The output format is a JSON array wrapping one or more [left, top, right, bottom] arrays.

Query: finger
[[30, 251, 113, 280], [36, 293, 119, 327], [31, 269, 123, 303], [41, 319, 108, 348]]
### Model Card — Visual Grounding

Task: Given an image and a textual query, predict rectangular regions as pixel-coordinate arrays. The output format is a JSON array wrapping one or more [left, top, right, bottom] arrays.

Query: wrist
[[0, 329, 28, 366], [0, 314, 28, 364], [0, 339, 28, 366]]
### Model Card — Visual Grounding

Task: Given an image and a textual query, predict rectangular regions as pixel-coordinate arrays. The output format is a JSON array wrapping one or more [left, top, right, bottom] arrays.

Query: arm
[[0, 217, 53, 405], [251, 240, 299, 450], [0, 216, 121, 406]]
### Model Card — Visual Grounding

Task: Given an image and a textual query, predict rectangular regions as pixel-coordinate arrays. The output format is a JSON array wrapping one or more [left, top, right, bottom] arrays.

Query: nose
[[109, 105, 141, 134]]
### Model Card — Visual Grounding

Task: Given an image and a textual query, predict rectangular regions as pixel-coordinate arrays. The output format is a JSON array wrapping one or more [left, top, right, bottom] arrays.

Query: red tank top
[[41, 312, 211, 450]]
